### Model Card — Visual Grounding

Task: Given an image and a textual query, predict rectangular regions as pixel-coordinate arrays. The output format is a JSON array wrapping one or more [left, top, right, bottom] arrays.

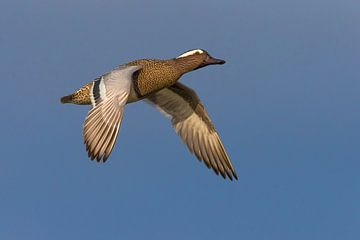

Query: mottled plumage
[[61, 49, 238, 180]]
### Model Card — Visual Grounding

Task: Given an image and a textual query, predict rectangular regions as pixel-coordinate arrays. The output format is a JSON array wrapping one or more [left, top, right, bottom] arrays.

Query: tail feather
[[60, 81, 93, 105], [60, 94, 73, 104]]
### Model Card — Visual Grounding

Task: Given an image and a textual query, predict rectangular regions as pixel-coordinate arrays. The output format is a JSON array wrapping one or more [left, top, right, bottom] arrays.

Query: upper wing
[[146, 82, 238, 180], [83, 65, 141, 162]]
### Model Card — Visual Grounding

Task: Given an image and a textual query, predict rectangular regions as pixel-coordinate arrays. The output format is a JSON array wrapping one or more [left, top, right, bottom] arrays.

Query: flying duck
[[61, 49, 238, 180]]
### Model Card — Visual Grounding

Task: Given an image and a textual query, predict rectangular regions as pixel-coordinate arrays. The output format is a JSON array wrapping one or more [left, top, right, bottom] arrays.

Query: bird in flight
[[61, 49, 238, 180]]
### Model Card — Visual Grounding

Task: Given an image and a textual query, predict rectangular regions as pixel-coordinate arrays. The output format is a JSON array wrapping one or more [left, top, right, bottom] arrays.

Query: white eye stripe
[[176, 49, 204, 59]]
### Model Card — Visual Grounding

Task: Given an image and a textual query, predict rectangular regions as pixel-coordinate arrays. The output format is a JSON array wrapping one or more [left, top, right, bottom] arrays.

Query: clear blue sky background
[[1, 0, 359, 239]]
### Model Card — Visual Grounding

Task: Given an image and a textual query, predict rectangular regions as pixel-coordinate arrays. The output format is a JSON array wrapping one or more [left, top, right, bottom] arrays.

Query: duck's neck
[[173, 56, 202, 75]]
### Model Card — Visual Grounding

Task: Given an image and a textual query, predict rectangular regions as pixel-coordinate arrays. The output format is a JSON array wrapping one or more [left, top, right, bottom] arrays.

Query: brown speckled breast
[[127, 59, 182, 98]]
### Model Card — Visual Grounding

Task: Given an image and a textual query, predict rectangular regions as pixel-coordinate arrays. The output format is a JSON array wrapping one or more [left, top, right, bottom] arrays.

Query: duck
[[61, 49, 238, 180]]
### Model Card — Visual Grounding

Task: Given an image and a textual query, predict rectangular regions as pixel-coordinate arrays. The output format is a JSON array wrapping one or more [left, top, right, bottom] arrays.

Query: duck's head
[[175, 49, 226, 72]]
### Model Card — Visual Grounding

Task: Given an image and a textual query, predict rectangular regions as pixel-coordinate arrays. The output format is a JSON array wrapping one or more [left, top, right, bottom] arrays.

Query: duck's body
[[61, 52, 208, 105], [61, 59, 180, 105], [61, 49, 238, 180]]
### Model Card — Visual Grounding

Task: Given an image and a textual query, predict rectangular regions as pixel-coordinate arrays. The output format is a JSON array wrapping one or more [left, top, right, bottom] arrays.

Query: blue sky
[[1, 0, 359, 239]]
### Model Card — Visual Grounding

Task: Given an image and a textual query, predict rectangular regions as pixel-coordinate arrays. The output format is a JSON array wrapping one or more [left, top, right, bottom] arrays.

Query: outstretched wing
[[83, 65, 141, 162], [146, 82, 237, 180]]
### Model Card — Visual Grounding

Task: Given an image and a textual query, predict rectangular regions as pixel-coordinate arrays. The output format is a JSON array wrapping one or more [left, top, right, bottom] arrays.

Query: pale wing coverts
[[83, 65, 141, 161], [146, 82, 237, 180]]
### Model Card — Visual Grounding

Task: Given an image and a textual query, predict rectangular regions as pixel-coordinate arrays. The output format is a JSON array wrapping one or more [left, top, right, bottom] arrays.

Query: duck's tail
[[60, 94, 74, 104], [60, 81, 93, 105]]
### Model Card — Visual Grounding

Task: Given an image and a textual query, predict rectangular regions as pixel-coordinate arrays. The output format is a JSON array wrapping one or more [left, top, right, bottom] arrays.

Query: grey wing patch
[[83, 65, 141, 162], [146, 82, 238, 180]]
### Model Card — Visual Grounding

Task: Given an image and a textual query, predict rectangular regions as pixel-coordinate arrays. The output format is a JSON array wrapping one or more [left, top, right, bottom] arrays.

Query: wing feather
[[146, 82, 238, 180], [83, 65, 141, 162]]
